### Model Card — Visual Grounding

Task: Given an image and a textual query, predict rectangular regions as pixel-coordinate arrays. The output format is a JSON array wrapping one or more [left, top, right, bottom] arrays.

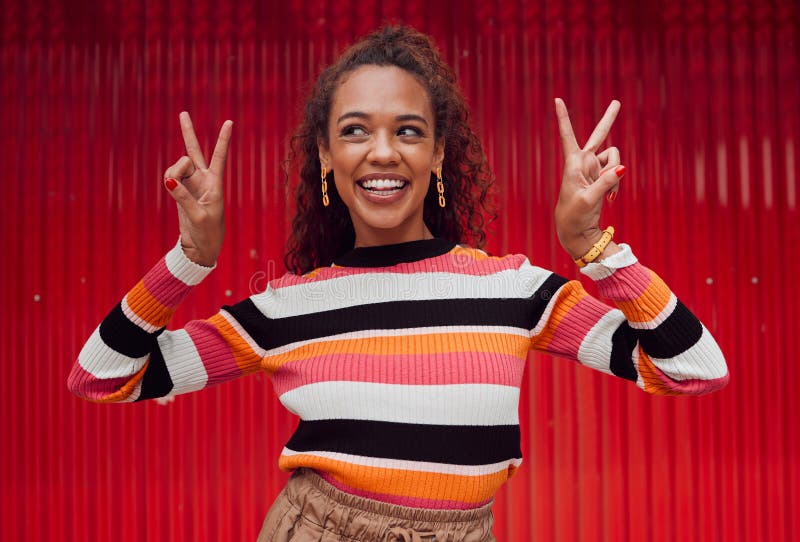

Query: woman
[[69, 26, 729, 541]]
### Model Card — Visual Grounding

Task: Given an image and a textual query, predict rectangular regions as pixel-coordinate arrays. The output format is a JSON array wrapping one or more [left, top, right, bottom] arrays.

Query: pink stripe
[[140, 257, 193, 309], [645, 361, 731, 395], [594, 263, 653, 301], [545, 296, 612, 360], [184, 320, 243, 386], [270, 252, 529, 289], [271, 352, 525, 395], [67, 362, 137, 401], [319, 472, 492, 510]]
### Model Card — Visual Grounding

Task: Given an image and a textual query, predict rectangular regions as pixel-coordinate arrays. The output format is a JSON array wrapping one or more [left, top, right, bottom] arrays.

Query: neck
[[353, 224, 434, 248]]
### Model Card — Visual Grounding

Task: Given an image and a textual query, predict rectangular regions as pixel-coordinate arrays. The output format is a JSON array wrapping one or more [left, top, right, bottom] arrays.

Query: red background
[[1, 0, 798, 540]]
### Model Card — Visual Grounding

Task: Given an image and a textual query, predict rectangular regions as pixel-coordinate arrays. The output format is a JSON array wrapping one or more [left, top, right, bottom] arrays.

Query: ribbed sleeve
[[531, 244, 729, 395], [68, 237, 264, 403]]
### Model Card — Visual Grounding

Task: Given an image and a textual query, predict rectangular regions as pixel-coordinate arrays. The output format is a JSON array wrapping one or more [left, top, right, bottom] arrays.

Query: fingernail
[[614, 165, 626, 178], [164, 178, 178, 191], [607, 192, 617, 202]]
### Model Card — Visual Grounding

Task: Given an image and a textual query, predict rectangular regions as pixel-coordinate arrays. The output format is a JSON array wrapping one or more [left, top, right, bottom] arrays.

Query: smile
[[355, 174, 411, 203]]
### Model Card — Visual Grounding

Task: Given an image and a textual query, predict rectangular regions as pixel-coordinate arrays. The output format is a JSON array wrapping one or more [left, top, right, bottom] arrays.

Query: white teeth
[[359, 179, 407, 189]]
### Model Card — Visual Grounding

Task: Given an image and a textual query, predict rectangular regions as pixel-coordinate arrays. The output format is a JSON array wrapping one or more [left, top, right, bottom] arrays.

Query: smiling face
[[318, 65, 445, 248]]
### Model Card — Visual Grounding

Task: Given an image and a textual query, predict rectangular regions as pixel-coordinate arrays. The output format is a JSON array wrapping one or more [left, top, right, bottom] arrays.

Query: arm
[[529, 244, 729, 395], [68, 238, 265, 403]]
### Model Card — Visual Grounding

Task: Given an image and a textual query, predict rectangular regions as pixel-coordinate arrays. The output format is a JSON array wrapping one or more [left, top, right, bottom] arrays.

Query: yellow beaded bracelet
[[574, 226, 615, 268]]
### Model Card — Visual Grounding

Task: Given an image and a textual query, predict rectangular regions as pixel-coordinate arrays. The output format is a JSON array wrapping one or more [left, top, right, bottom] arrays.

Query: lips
[[355, 173, 411, 204], [356, 173, 409, 192]]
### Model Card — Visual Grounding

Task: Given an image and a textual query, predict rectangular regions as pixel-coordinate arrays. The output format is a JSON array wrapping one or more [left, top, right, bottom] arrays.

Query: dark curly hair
[[283, 25, 497, 275]]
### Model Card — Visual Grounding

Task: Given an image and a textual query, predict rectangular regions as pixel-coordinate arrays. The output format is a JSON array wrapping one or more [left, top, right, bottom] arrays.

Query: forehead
[[330, 65, 433, 120]]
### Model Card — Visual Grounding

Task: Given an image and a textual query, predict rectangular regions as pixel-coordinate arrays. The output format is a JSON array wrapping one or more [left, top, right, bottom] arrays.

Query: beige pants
[[257, 469, 496, 541]]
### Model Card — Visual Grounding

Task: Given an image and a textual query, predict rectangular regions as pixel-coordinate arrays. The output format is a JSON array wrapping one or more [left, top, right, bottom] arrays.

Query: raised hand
[[554, 98, 625, 260], [163, 112, 233, 267]]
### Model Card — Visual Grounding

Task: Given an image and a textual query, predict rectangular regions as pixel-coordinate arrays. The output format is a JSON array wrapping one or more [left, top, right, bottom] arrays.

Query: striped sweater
[[69, 237, 729, 509]]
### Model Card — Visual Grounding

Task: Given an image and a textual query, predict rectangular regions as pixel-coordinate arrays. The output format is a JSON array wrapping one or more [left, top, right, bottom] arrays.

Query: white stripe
[[579, 243, 638, 280], [280, 448, 522, 476], [263, 325, 531, 357], [155, 329, 209, 395], [164, 236, 216, 286], [253, 260, 552, 318], [627, 293, 678, 330], [647, 326, 729, 381], [78, 327, 148, 379], [121, 295, 161, 333], [279, 381, 520, 425], [220, 310, 267, 357], [576, 309, 626, 377]]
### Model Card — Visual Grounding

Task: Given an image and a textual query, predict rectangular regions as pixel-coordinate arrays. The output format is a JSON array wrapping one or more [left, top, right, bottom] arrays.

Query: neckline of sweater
[[332, 238, 458, 268]]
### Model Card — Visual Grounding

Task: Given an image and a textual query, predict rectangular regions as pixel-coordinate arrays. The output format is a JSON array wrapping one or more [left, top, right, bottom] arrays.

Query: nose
[[367, 130, 400, 165]]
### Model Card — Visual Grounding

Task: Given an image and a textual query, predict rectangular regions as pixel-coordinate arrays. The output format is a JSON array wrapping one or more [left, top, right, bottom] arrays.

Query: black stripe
[[530, 273, 569, 323], [635, 300, 703, 358], [225, 292, 554, 352], [99, 303, 161, 358], [135, 348, 174, 401], [609, 321, 639, 382], [225, 272, 568, 351], [333, 238, 457, 267], [285, 419, 521, 465]]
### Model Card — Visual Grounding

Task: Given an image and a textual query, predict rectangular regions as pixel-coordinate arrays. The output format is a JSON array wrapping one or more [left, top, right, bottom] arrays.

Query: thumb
[[587, 165, 626, 203], [164, 178, 203, 222]]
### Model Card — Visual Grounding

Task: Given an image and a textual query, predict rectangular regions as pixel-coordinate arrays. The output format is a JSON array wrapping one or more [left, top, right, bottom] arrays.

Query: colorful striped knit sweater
[[69, 237, 729, 509]]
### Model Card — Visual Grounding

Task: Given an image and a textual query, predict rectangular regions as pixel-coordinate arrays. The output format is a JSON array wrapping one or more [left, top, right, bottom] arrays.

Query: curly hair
[[283, 25, 497, 275]]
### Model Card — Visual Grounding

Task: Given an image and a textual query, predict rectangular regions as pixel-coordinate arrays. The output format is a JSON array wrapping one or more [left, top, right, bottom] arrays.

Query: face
[[318, 65, 444, 247]]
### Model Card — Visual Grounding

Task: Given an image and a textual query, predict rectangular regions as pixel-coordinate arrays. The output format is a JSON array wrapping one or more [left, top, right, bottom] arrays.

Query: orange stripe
[[126, 280, 175, 328], [92, 363, 148, 403], [615, 270, 672, 323], [531, 280, 585, 351], [262, 332, 530, 374], [207, 313, 263, 374], [303, 267, 327, 279], [449, 245, 490, 261], [637, 349, 684, 396], [279, 454, 508, 504]]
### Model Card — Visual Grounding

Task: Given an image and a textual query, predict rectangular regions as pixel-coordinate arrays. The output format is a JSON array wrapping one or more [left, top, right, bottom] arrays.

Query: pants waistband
[[284, 468, 494, 528]]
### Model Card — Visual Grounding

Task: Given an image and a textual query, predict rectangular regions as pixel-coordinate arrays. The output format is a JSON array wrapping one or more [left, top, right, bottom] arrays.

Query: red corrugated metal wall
[[1, 0, 797, 540]]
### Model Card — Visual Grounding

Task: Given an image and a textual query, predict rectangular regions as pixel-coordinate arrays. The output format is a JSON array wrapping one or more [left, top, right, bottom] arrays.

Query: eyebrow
[[336, 111, 429, 126]]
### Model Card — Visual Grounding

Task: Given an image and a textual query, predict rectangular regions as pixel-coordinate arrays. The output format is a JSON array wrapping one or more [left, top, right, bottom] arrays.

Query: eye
[[398, 126, 423, 137], [341, 125, 367, 136]]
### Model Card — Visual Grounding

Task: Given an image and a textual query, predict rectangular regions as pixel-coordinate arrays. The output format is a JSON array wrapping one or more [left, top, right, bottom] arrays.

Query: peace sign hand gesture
[[163, 112, 233, 267], [554, 98, 625, 261]]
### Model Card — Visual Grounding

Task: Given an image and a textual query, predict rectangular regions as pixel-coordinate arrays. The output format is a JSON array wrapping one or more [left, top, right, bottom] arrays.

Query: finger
[[583, 100, 621, 153], [597, 146, 621, 174], [163, 156, 196, 181], [209, 120, 233, 177], [179, 111, 208, 170], [586, 164, 626, 203], [163, 176, 204, 223], [554, 98, 580, 156]]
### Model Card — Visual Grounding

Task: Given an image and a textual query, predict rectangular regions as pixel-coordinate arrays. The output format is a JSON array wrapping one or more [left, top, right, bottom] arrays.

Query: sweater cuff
[[164, 236, 217, 286], [579, 243, 638, 281]]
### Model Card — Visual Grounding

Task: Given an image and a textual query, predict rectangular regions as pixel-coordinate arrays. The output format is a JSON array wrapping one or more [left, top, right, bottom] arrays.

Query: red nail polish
[[164, 178, 178, 191], [614, 165, 626, 177], [607, 191, 617, 202]]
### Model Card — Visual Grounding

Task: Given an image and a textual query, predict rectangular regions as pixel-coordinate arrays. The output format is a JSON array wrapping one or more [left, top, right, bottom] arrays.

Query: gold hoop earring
[[321, 166, 330, 207], [436, 167, 445, 208]]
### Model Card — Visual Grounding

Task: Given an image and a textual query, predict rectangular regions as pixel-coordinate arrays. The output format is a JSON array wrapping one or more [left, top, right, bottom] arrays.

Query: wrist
[[570, 226, 617, 268], [595, 241, 621, 261], [561, 230, 604, 260], [179, 244, 217, 268]]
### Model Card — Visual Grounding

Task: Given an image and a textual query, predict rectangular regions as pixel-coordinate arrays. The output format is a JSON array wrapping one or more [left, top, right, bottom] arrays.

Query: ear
[[317, 136, 331, 170], [432, 137, 445, 172]]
